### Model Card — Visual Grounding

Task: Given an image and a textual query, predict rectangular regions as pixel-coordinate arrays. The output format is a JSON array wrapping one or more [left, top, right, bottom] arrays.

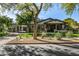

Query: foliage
[[0, 3, 18, 14], [0, 16, 13, 33], [71, 34, 79, 37], [16, 11, 33, 32], [41, 32, 47, 38], [16, 11, 33, 25], [64, 18, 77, 30], [0, 32, 8, 37], [54, 32, 62, 40], [17, 33, 32, 39], [65, 31, 73, 38], [61, 3, 79, 15]]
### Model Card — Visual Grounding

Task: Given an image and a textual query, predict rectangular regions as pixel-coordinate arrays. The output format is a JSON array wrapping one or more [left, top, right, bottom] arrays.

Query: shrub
[[54, 32, 62, 40], [41, 32, 55, 38], [0, 32, 7, 37], [41, 32, 47, 38], [65, 31, 73, 38]]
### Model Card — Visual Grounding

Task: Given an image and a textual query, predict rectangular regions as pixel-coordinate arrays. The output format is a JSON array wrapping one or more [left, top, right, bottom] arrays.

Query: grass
[[71, 34, 79, 37], [16, 32, 79, 40], [17, 33, 33, 38]]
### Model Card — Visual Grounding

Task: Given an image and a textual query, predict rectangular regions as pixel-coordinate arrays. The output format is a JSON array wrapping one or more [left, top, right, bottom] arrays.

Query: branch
[[38, 3, 43, 15], [35, 3, 43, 17], [33, 3, 39, 12], [26, 4, 34, 18], [17, 14, 25, 20]]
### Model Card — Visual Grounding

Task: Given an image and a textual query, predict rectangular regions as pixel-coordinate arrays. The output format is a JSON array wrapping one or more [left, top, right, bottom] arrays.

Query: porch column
[[21, 25, 23, 31], [15, 26, 17, 32], [62, 24, 64, 29], [19, 25, 20, 32], [44, 24, 47, 32], [55, 24, 57, 31]]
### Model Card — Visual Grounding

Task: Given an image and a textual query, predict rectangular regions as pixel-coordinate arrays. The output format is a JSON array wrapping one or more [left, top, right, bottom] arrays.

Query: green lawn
[[71, 34, 79, 37], [17, 33, 33, 38]]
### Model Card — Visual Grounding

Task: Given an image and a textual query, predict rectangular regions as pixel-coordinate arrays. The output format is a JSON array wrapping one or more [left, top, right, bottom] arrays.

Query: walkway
[[0, 36, 16, 45], [0, 32, 19, 45]]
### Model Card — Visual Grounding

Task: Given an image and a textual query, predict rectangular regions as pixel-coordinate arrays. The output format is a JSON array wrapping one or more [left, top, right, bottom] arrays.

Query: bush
[[0, 32, 7, 37], [17, 33, 32, 39], [54, 32, 62, 40], [65, 31, 73, 38]]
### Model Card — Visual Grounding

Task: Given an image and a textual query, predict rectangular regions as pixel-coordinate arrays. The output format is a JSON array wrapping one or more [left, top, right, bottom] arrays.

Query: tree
[[16, 11, 33, 32], [61, 3, 79, 29], [61, 3, 79, 15], [16, 3, 52, 39], [0, 3, 53, 39], [64, 18, 77, 29], [0, 3, 17, 13], [0, 16, 13, 32]]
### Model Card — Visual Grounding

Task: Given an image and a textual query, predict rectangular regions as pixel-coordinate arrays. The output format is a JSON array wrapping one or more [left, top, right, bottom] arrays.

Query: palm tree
[[61, 3, 79, 29], [61, 3, 79, 15]]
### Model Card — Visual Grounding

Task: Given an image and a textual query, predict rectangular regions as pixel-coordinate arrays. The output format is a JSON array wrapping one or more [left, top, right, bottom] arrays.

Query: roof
[[38, 18, 64, 24]]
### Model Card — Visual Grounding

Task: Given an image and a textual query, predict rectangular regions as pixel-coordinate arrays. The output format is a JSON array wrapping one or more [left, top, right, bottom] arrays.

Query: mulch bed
[[7, 37, 79, 45]]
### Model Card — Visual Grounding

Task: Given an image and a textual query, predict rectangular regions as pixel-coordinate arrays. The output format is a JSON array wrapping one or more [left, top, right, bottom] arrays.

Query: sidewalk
[[0, 36, 16, 45]]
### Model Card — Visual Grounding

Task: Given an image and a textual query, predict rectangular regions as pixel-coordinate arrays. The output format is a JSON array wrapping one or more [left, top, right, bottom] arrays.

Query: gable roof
[[38, 18, 64, 24]]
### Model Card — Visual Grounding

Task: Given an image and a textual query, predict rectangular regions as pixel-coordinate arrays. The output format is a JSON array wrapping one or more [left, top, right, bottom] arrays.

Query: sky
[[3, 3, 79, 22]]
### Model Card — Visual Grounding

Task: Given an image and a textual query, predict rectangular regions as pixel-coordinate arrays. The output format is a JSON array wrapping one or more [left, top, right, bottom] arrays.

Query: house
[[8, 18, 67, 33], [38, 18, 67, 32]]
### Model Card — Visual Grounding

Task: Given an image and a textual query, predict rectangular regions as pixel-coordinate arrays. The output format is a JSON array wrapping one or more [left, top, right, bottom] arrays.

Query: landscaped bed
[[7, 32, 79, 44]]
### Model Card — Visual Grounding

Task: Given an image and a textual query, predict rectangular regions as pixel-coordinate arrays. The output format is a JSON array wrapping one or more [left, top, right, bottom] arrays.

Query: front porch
[[38, 22, 66, 32], [8, 25, 28, 33], [37, 18, 67, 33]]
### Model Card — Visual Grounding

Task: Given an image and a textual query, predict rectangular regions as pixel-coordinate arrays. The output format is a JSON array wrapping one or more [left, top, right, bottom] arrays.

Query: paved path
[[0, 32, 20, 45], [0, 36, 16, 45]]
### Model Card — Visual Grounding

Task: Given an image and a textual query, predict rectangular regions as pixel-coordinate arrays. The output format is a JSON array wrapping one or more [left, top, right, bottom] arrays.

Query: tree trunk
[[33, 18, 38, 39], [32, 3, 43, 39]]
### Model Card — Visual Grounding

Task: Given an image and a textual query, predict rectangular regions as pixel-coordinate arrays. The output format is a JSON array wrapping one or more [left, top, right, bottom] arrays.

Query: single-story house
[[8, 18, 67, 33]]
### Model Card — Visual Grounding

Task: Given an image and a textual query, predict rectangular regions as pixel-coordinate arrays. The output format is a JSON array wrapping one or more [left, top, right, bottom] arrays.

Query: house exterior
[[8, 18, 67, 33], [38, 18, 67, 32]]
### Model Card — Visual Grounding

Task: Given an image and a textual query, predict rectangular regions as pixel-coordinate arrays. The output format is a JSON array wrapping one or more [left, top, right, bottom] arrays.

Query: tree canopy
[[16, 11, 33, 25], [64, 18, 78, 29], [0, 16, 13, 32], [61, 3, 79, 15]]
